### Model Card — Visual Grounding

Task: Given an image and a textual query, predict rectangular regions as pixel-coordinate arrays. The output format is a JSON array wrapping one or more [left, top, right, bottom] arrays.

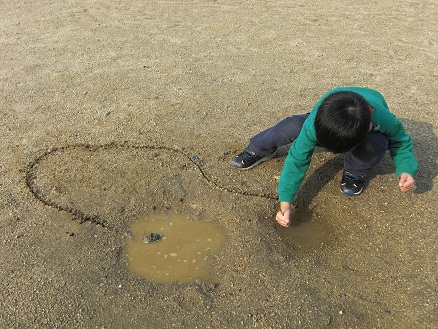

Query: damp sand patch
[[125, 212, 227, 284], [276, 208, 335, 252]]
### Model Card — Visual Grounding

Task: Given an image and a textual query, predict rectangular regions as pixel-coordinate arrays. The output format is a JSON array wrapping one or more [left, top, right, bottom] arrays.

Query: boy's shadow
[[401, 118, 437, 194], [277, 119, 437, 208]]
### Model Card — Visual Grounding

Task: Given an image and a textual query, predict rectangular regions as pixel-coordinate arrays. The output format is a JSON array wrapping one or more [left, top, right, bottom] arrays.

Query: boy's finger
[[401, 184, 416, 191], [279, 218, 289, 227], [276, 212, 288, 227], [398, 175, 407, 186], [282, 209, 290, 226]]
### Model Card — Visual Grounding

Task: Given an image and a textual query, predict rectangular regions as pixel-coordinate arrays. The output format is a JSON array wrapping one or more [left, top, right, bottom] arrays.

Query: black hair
[[314, 91, 371, 153]]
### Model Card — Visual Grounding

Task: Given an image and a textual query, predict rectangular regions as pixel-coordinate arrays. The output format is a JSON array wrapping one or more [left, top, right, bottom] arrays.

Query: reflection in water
[[125, 212, 227, 284], [276, 208, 333, 252]]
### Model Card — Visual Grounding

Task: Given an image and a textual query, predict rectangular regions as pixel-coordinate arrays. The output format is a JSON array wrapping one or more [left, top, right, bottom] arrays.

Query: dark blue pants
[[248, 114, 389, 177]]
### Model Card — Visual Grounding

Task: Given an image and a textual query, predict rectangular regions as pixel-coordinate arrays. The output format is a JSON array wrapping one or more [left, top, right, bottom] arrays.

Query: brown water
[[125, 212, 227, 284], [276, 208, 334, 252]]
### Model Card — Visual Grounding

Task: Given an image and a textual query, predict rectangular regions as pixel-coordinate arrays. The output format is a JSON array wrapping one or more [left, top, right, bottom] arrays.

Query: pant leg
[[344, 131, 389, 177], [248, 113, 309, 157]]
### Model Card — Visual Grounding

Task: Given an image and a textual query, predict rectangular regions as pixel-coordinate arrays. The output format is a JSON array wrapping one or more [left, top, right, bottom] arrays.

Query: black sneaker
[[340, 170, 366, 195], [232, 148, 275, 169]]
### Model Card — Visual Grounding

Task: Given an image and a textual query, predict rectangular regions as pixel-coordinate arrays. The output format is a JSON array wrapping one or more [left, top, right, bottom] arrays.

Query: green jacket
[[277, 87, 418, 203]]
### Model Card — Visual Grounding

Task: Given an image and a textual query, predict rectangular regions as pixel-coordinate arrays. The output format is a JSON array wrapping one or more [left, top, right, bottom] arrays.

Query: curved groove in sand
[[25, 143, 278, 227]]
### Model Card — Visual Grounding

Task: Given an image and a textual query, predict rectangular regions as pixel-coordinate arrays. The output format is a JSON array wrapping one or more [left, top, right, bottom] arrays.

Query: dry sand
[[1, 0, 437, 328]]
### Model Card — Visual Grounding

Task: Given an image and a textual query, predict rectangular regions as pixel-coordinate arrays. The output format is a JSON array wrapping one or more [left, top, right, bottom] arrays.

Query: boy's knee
[[353, 133, 388, 159], [369, 132, 389, 152]]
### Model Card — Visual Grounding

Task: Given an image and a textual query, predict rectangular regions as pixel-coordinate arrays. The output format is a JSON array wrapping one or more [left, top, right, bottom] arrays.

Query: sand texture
[[1, 0, 437, 328]]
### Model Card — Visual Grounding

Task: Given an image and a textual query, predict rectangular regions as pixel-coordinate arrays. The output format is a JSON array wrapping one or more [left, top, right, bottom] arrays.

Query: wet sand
[[1, 0, 437, 328]]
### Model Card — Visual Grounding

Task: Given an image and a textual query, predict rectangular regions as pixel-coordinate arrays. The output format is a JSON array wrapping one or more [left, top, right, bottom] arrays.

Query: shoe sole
[[340, 186, 364, 195], [233, 152, 277, 170]]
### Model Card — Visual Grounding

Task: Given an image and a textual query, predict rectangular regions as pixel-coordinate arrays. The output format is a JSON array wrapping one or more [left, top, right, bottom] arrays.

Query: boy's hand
[[276, 202, 294, 227], [399, 173, 416, 192]]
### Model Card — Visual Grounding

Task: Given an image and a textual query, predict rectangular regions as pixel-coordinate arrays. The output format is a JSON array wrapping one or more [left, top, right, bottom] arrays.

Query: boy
[[232, 87, 417, 227]]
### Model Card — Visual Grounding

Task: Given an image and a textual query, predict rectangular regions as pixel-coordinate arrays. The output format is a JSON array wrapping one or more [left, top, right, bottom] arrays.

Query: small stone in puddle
[[141, 232, 163, 244]]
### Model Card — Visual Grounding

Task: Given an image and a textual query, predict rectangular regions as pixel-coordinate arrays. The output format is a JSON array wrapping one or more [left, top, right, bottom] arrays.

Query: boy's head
[[315, 91, 371, 153]]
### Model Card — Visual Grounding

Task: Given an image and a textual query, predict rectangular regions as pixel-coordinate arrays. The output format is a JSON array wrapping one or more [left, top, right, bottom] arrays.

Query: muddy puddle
[[124, 212, 227, 284]]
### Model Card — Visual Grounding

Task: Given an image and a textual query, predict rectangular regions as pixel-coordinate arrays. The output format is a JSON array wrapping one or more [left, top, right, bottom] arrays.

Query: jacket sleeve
[[385, 114, 418, 177], [277, 123, 316, 203]]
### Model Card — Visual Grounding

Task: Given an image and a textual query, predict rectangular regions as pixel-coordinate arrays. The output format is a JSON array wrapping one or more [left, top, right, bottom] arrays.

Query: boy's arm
[[276, 124, 316, 227], [385, 114, 418, 178], [277, 118, 317, 204], [277, 136, 314, 203]]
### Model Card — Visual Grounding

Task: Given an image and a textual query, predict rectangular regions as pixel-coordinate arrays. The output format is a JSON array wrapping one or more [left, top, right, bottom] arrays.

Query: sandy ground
[[1, 0, 437, 328]]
